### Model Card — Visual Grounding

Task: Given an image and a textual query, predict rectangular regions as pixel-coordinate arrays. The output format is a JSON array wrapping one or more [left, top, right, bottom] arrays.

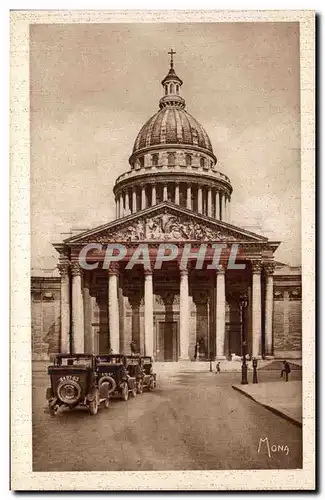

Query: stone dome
[[114, 51, 232, 224], [132, 107, 213, 155]]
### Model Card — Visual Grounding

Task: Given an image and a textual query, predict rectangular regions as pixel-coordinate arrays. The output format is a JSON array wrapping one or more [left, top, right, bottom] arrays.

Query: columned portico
[[71, 263, 84, 353], [144, 269, 154, 357], [215, 266, 226, 359], [252, 261, 262, 358], [179, 266, 190, 360], [108, 264, 120, 353]]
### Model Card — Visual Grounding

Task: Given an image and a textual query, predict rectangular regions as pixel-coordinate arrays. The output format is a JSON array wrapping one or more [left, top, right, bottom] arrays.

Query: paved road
[[32, 370, 302, 471]]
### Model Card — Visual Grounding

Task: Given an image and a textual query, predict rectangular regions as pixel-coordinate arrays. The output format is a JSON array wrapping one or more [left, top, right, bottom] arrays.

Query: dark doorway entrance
[[158, 321, 178, 361]]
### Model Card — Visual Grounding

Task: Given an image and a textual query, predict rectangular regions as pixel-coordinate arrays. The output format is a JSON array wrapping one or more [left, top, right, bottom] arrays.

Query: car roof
[[55, 353, 94, 358]]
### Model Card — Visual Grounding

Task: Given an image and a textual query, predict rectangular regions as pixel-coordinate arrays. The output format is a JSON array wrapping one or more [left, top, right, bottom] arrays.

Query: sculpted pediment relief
[[76, 209, 264, 244]]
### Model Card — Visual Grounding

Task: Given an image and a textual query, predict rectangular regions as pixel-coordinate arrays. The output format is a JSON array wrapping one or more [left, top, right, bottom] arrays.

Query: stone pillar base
[[264, 355, 275, 360], [178, 356, 190, 361], [215, 356, 227, 360]]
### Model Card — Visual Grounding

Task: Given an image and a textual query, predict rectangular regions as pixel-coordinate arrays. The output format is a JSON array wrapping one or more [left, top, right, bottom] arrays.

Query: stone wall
[[273, 277, 302, 358], [31, 277, 61, 360]]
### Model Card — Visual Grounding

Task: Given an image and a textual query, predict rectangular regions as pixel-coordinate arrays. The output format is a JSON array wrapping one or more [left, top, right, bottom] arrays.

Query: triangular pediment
[[64, 202, 269, 245]]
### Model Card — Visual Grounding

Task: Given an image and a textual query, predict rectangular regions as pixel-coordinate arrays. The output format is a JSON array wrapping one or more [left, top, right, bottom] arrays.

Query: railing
[[115, 165, 231, 185]]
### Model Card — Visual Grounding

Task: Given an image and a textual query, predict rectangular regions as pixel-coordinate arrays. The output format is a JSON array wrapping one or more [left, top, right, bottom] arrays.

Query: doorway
[[157, 321, 178, 361]]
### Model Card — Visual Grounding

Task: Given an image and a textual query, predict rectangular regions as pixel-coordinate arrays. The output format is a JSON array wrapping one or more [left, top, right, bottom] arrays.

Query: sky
[[30, 22, 301, 269]]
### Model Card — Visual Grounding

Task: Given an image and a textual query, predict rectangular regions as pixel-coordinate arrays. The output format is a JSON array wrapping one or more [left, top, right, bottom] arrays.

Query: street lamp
[[207, 296, 212, 372], [239, 294, 248, 385]]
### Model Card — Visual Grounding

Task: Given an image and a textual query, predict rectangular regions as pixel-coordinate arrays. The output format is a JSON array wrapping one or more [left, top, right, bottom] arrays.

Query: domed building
[[113, 56, 232, 222], [31, 52, 302, 365]]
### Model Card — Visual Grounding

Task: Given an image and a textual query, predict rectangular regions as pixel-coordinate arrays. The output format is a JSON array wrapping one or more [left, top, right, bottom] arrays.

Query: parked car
[[141, 356, 157, 391], [95, 354, 137, 401], [45, 354, 108, 416], [126, 355, 144, 394]]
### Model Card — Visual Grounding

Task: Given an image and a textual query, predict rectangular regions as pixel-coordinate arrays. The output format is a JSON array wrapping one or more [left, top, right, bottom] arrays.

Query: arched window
[[186, 154, 192, 167], [151, 153, 159, 167], [170, 83, 174, 94], [176, 84, 179, 94], [139, 156, 144, 169], [200, 157, 205, 168], [168, 152, 175, 166], [165, 85, 168, 95]]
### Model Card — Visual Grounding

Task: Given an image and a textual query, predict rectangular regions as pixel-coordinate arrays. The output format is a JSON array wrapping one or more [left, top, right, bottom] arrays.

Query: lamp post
[[239, 294, 248, 385], [207, 296, 212, 372]]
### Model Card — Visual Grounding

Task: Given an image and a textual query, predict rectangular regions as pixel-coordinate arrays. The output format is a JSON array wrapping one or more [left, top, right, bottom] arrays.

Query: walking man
[[281, 360, 291, 381]]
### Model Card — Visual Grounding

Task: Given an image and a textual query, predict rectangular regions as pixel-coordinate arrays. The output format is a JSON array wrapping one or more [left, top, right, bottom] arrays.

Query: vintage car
[[141, 356, 157, 391], [126, 355, 144, 394], [45, 354, 109, 416], [95, 354, 137, 401]]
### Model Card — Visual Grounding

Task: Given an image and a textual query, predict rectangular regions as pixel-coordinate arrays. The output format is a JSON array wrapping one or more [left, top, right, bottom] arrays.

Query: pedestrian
[[215, 362, 221, 374], [252, 357, 258, 384], [194, 341, 199, 361], [281, 360, 291, 382]]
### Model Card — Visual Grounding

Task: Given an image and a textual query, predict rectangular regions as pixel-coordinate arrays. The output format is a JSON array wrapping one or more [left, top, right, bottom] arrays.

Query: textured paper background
[[10, 9, 315, 491]]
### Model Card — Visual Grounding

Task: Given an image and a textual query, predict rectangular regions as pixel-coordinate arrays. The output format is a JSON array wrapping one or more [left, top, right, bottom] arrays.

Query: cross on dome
[[168, 48, 176, 68]]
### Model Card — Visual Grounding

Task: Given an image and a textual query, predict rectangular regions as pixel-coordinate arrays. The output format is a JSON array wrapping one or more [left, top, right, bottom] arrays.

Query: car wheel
[[137, 380, 143, 394], [149, 377, 156, 391], [89, 390, 99, 415], [104, 398, 110, 409], [131, 388, 137, 398], [48, 401, 56, 416], [121, 382, 129, 401]]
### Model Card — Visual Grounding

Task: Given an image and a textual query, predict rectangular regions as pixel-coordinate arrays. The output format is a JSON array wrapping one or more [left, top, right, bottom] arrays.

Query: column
[[108, 264, 120, 353], [252, 261, 262, 358], [179, 266, 190, 360], [141, 186, 146, 210], [132, 187, 137, 213], [119, 193, 124, 218], [264, 263, 275, 357], [58, 261, 70, 354], [71, 263, 84, 353], [215, 266, 226, 359], [152, 184, 156, 206], [175, 183, 180, 205], [223, 194, 227, 222], [163, 183, 168, 201], [207, 188, 212, 217], [115, 199, 119, 219], [227, 196, 231, 223], [144, 269, 154, 357], [125, 190, 130, 214], [83, 272, 93, 354], [198, 186, 203, 214], [186, 184, 192, 210], [215, 191, 220, 219]]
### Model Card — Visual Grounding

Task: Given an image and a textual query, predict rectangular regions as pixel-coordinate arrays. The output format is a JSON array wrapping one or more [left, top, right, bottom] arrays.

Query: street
[[32, 369, 302, 471]]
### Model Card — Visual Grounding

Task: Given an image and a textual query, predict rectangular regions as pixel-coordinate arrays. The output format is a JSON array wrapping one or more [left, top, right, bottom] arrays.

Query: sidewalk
[[232, 380, 302, 426]]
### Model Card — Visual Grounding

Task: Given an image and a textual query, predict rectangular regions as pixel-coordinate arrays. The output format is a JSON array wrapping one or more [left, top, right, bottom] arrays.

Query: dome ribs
[[174, 108, 184, 143], [160, 108, 170, 144], [131, 106, 214, 154], [150, 110, 165, 146], [179, 110, 194, 145], [165, 108, 178, 143]]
